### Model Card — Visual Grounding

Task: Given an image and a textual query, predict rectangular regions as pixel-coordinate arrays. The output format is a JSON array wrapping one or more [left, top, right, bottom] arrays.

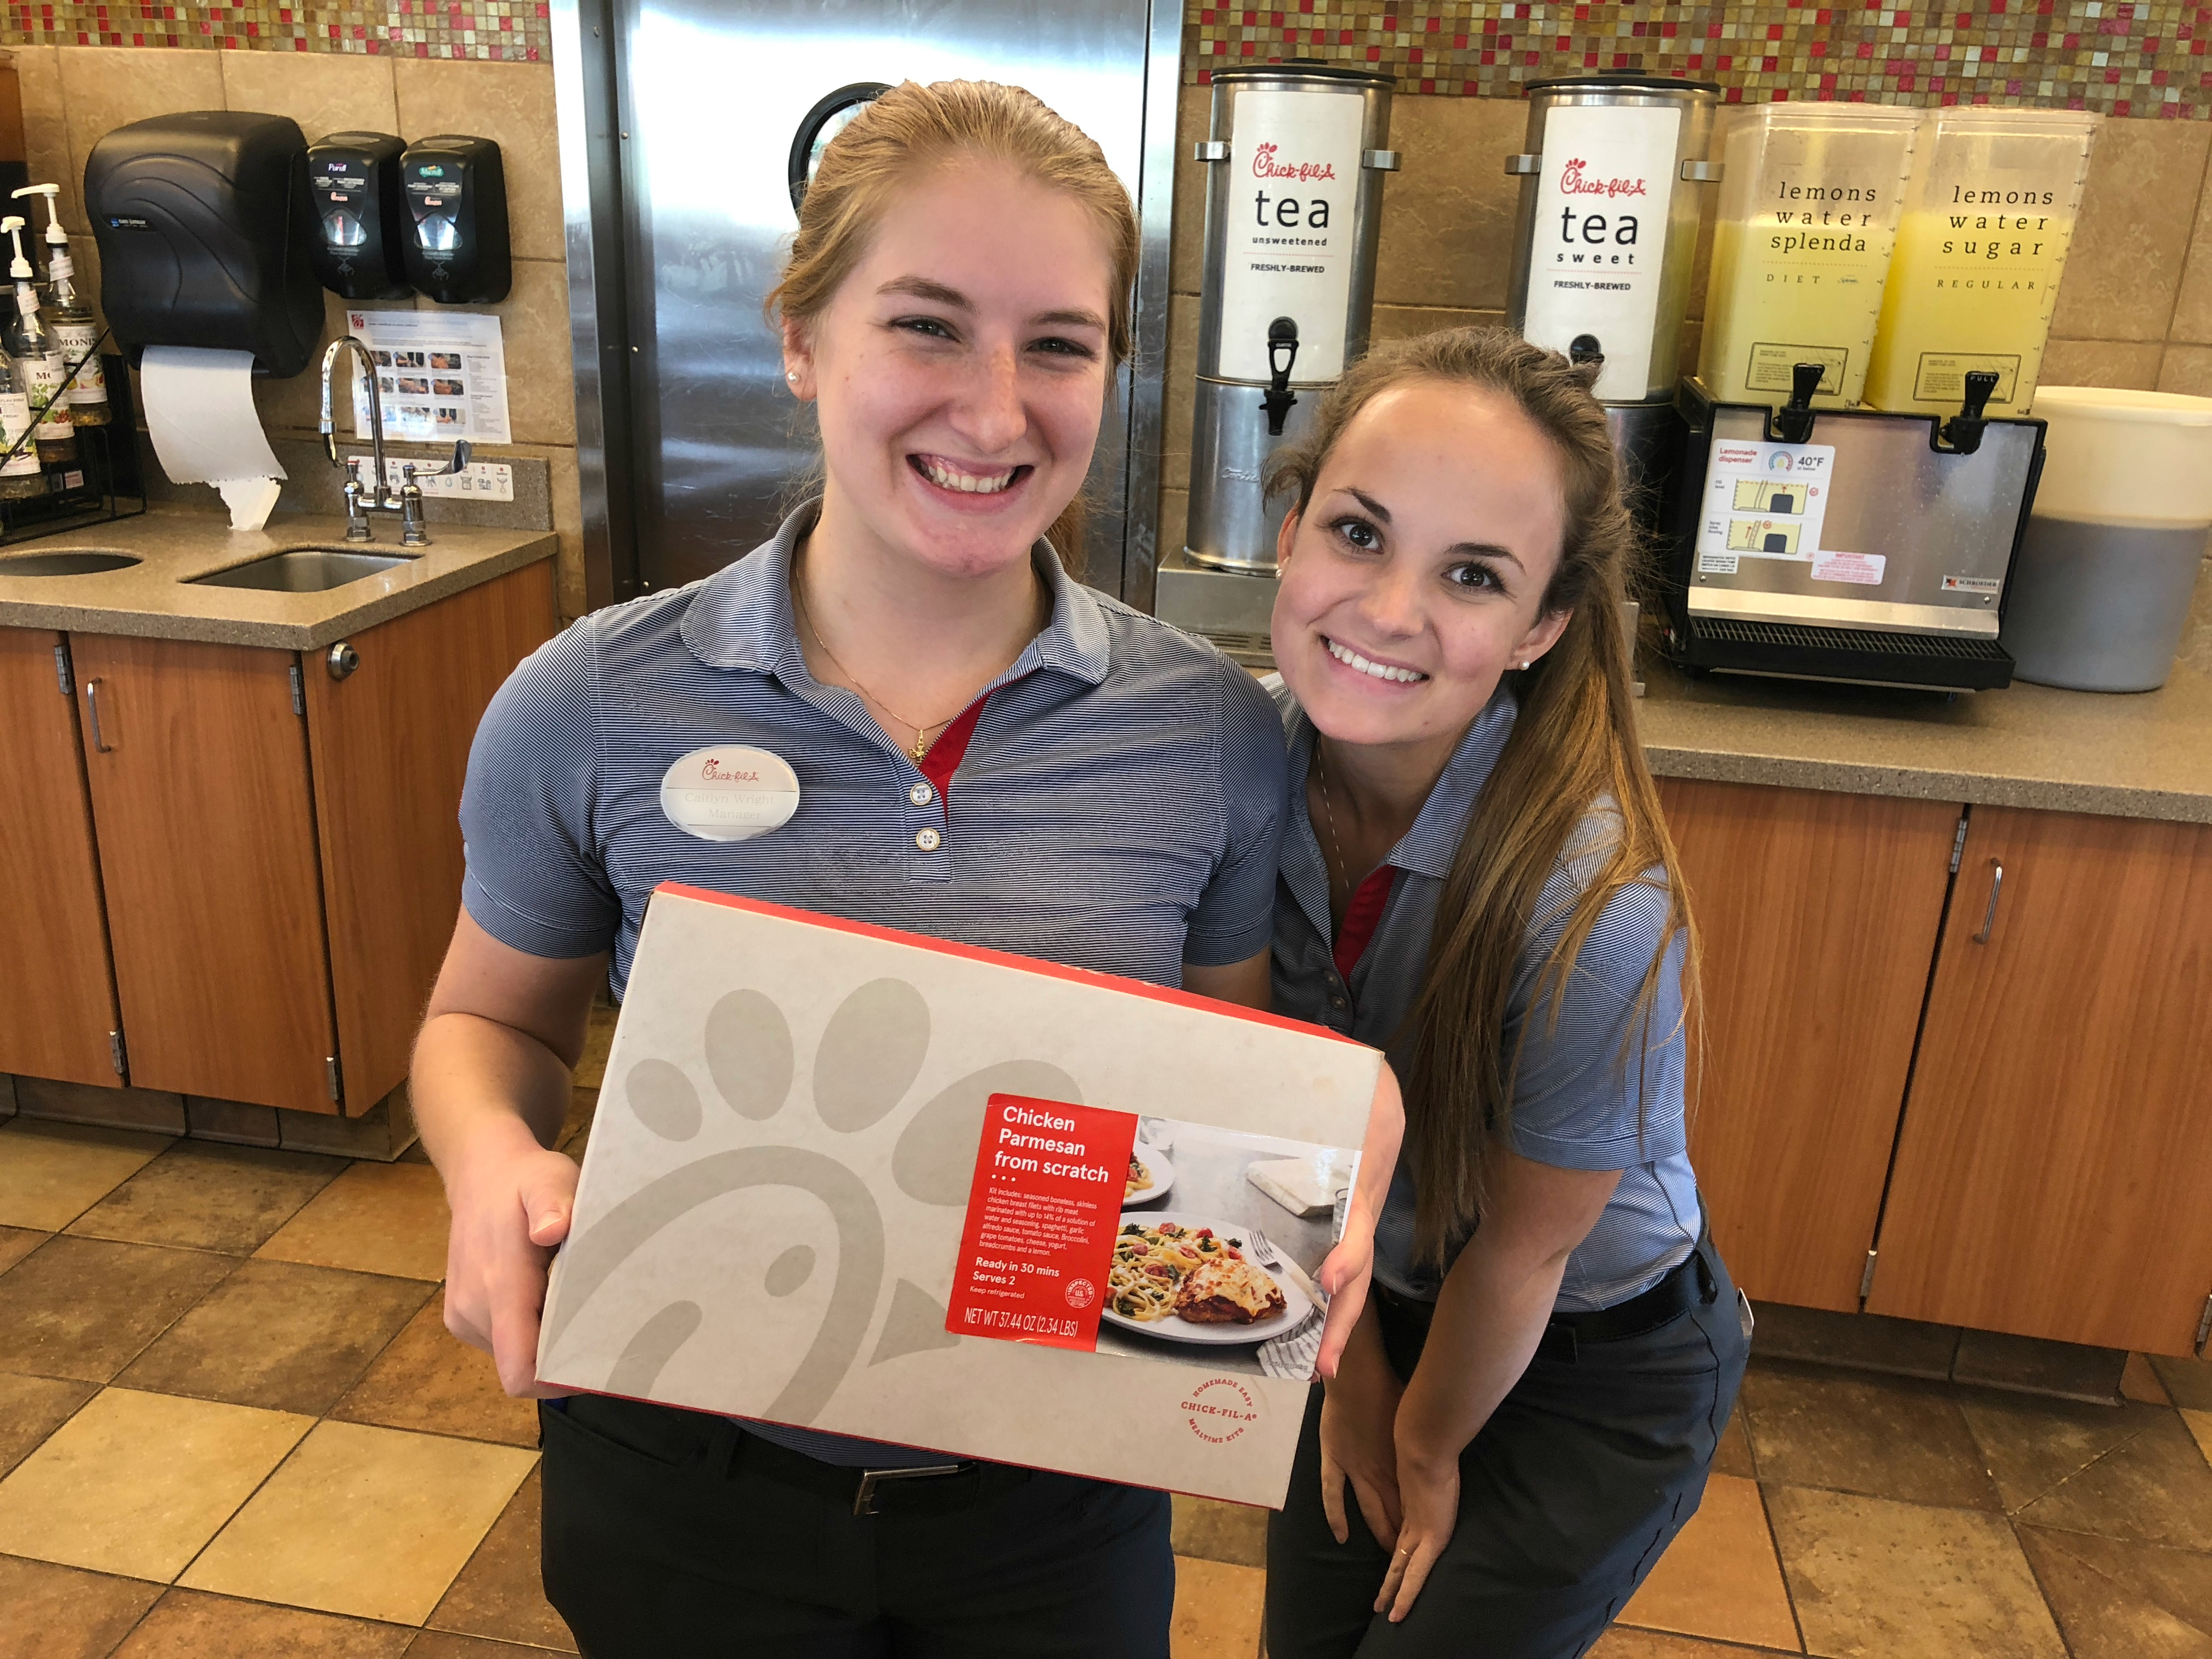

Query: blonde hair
[[766, 80, 1139, 572], [1269, 327, 1699, 1267]]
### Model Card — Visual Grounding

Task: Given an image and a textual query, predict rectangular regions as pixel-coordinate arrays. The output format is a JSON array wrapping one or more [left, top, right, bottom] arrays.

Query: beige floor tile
[[0, 1388, 312, 1582], [0, 1237, 238, 1384], [0, 1121, 168, 1232], [254, 1163, 450, 1282], [331, 1291, 537, 1448], [1171, 1494, 1268, 1567], [1172, 1556, 1264, 1659], [112, 1587, 414, 1657], [1590, 1629, 1801, 1657], [406, 1635, 549, 1657], [0, 1553, 165, 1659], [182, 1421, 537, 1625], [0, 1225, 44, 1276], [2015, 1525, 2212, 1659], [1765, 1485, 2067, 1658], [2126, 1353, 2176, 1406], [2013, 1409, 2212, 1552], [0, 1373, 98, 1480], [1617, 1473, 1800, 1651], [66, 1141, 343, 1255], [2188, 1409, 2212, 1470], [1712, 1410, 1757, 1480], [425, 1468, 576, 1651], [1741, 1361, 1999, 1510]]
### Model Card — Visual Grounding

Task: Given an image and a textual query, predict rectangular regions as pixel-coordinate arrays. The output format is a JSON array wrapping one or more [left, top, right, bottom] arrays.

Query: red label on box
[[944, 1094, 1140, 1351]]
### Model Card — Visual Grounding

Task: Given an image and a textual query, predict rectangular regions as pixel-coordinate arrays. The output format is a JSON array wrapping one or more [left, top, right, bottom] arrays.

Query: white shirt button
[[915, 827, 942, 852], [909, 782, 935, 807]]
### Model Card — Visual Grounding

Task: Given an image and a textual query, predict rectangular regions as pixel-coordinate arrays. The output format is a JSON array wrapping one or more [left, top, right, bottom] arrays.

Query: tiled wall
[[1159, 88, 2212, 555], [10, 46, 585, 617], [2, 3, 549, 60], [1187, 3, 2212, 120]]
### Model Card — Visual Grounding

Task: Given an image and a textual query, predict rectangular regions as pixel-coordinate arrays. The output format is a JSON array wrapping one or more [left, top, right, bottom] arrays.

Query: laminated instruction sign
[[535, 884, 1383, 1507], [1693, 439, 1882, 585], [346, 308, 512, 445]]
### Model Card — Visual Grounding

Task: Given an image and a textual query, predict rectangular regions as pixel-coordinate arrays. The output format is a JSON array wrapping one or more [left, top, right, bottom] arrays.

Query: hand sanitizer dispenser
[[307, 132, 412, 301], [83, 111, 325, 377], [398, 135, 510, 304]]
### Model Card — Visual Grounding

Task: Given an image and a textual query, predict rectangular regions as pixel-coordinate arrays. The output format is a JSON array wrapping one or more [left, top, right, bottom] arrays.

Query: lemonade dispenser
[[1863, 107, 2100, 417], [1701, 104, 1921, 410]]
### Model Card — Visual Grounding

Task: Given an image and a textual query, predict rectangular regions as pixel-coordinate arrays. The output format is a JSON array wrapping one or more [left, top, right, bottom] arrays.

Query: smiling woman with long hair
[[1261, 328, 1751, 1658], [408, 80, 1379, 1657]]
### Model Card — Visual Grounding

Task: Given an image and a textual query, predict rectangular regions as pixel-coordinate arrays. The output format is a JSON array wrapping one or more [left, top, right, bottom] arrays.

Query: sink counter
[[1637, 569, 2212, 824], [0, 511, 560, 650]]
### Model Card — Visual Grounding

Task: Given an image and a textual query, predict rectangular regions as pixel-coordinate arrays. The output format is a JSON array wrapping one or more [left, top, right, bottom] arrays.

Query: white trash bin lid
[[2032, 385, 2212, 528]]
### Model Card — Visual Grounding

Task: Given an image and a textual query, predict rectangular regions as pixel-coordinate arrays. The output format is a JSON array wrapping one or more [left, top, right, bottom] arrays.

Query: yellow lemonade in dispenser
[[1863, 106, 2100, 417], [1702, 104, 1920, 408]]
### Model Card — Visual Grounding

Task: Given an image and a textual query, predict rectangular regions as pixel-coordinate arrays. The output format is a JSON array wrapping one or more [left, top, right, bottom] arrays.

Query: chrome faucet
[[318, 334, 470, 547]]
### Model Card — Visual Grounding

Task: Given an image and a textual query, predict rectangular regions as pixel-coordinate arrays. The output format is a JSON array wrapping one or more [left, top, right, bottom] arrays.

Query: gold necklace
[[793, 580, 955, 764], [1313, 739, 1353, 909]]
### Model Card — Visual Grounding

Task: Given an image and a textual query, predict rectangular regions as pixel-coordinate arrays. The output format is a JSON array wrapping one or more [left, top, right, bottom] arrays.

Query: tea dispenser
[[1502, 73, 1720, 516], [1700, 104, 1921, 410], [1155, 63, 1396, 654], [1863, 107, 2100, 418]]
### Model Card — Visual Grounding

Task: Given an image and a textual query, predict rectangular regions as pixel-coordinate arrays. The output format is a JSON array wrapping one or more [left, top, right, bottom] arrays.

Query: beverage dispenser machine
[[1503, 73, 1719, 516], [1155, 63, 1396, 658]]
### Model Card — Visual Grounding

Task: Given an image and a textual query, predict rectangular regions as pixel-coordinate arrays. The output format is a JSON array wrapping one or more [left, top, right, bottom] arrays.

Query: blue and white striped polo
[[460, 503, 1287, 1464], [1267, 684, 1702, 1313]]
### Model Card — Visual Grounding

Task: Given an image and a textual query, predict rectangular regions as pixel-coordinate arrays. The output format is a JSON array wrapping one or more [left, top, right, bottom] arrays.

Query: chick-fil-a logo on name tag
[[658, 744, 801, 842]]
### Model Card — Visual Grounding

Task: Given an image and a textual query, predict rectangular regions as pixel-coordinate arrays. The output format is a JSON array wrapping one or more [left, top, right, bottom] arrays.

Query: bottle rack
[[0, 353, 145, 548]]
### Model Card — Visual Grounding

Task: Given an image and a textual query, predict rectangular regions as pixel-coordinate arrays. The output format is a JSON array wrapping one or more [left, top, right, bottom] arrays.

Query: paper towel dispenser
[[84, 110, 325, 378]]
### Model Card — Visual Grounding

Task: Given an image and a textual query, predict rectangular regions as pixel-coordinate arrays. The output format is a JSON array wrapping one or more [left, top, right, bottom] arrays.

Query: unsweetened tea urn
[[1863, 106, 2100, 419]]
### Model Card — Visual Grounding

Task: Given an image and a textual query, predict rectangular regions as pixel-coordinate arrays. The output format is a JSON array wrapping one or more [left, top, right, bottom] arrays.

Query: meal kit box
[[535, 883, 1384, 1506]]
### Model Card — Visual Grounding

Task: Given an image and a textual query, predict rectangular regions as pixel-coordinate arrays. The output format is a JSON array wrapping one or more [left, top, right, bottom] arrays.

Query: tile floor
[[3, 1054, 2211, 1658]]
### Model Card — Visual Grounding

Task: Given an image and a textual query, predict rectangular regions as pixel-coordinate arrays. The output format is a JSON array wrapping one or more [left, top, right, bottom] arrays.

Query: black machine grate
[[1694, 616, 2008, 661]]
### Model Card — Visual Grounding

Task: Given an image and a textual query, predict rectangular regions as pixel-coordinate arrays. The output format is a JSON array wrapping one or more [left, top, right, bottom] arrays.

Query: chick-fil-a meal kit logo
[[1252, 141, 1338, 183], [1559, 157, 1649, 199]]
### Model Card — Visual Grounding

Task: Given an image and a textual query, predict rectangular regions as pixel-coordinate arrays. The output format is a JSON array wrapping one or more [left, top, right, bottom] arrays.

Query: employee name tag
[[659, 745, 800, 842]]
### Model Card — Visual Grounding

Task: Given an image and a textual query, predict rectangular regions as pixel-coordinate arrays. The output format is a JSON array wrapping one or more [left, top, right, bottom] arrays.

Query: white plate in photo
[[1124, 1143, 1175, 1206], [1099, 1211, 1313, 1346]]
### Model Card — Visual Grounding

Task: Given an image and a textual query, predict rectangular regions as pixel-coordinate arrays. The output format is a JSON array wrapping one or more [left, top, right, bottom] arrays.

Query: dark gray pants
[[540, 1393, 1173, 1658], [1265, 1233, 1750, 1659]]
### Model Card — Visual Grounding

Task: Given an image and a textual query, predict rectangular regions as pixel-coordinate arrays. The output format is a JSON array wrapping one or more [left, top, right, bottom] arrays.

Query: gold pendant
[[912, 737, 928, 763]]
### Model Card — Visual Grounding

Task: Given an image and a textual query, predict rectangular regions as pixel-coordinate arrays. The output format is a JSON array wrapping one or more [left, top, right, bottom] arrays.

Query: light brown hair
[[1268, 326, 1699, 1266], [765, 79, 1139, 573]]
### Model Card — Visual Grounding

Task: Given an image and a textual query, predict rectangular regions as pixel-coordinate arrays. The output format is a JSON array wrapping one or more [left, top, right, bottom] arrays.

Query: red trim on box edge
[[534, 1384, 1295, 1510], [651, 881, 1368, 1048]]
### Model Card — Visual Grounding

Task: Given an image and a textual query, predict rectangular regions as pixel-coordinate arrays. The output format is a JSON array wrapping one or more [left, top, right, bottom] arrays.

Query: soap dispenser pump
[[1, 214, 75, 464], [11, 184, 109, 428]]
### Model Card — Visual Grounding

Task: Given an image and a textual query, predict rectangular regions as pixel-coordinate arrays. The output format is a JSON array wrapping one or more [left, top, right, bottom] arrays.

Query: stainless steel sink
[[0, 551, 143, 577], [189, 548, 417, 592]]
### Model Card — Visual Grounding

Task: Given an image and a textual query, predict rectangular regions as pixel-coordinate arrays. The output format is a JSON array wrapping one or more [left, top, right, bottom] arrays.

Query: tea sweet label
[[1219, 88, 1367, 383], [1520, 103, 1680, 402]]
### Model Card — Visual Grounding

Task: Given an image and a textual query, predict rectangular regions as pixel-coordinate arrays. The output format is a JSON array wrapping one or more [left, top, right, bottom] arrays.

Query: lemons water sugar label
[[946, 1094, 1139, 1352], [659, 746, 800, 842], [1696, 439, 1837, 571]]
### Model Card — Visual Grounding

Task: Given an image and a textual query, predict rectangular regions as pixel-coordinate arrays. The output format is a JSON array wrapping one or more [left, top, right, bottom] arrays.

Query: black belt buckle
[[852, 1463, 966, 1516]]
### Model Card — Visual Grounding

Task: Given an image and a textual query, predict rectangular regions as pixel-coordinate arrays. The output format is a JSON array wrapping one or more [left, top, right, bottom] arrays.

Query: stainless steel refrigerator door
[[555, 0, 1175, 608]]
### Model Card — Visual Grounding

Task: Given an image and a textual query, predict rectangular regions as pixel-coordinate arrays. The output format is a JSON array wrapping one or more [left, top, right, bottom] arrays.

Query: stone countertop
[[0, 510, 560, 651], [1637, 572, 2212, 825]]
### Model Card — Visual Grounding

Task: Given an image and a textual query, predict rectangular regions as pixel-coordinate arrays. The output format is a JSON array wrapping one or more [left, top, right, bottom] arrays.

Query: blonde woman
[[414, 81, 1306, 1656], [1261, 329, 1750, 1657]]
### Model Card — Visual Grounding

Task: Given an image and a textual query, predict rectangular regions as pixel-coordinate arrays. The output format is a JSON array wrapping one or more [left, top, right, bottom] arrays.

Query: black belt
[[1378, 1239, 1717, 1366], [733, 1429, 1034, 1516]]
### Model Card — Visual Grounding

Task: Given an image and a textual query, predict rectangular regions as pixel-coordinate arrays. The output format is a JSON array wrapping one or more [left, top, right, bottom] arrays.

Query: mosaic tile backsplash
[[1188, 2, 2212, 117], [1, 2, 549, 58]]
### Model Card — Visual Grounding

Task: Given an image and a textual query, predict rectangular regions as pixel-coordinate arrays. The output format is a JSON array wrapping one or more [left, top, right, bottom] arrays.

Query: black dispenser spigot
[[1261, 317, 1301, 436], [1568, 333, 1605, 373], [1773, 361, 1825, 444], [1936, 369, 2001, 456]]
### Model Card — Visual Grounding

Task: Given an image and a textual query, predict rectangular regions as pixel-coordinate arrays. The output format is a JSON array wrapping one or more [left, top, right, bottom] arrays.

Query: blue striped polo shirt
[[1267, 683, 1702, 1313], [460, 503, 1287, 1464]]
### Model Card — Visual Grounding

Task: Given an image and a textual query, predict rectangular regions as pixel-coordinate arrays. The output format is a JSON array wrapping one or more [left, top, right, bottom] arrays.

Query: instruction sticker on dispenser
[[1218, 87, 1368, 383], [1695, 441, 1836, 573], [345, 309, 511, 445]]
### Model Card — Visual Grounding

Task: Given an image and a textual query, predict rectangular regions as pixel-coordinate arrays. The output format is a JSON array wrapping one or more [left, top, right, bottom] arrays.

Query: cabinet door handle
[[85, 678, 114, 753], [1972, 858, 2004, 944]]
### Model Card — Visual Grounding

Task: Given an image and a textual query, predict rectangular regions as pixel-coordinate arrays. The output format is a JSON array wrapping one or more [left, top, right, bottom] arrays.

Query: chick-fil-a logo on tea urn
[[1251, 141, 1339, 183], [1559, 157, 1650, 199]]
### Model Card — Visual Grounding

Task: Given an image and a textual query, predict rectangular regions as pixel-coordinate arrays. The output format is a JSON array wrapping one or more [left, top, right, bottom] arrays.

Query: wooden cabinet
[[1868, 808, 2212, 1355], [1658, 779, 1960, 1311], [16, 559, 555, 1118], [0, 629, 124, 1086]]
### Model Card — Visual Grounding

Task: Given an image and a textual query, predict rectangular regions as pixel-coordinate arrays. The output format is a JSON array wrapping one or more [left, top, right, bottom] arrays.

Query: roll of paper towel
[[140, 346, 286, 532]]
